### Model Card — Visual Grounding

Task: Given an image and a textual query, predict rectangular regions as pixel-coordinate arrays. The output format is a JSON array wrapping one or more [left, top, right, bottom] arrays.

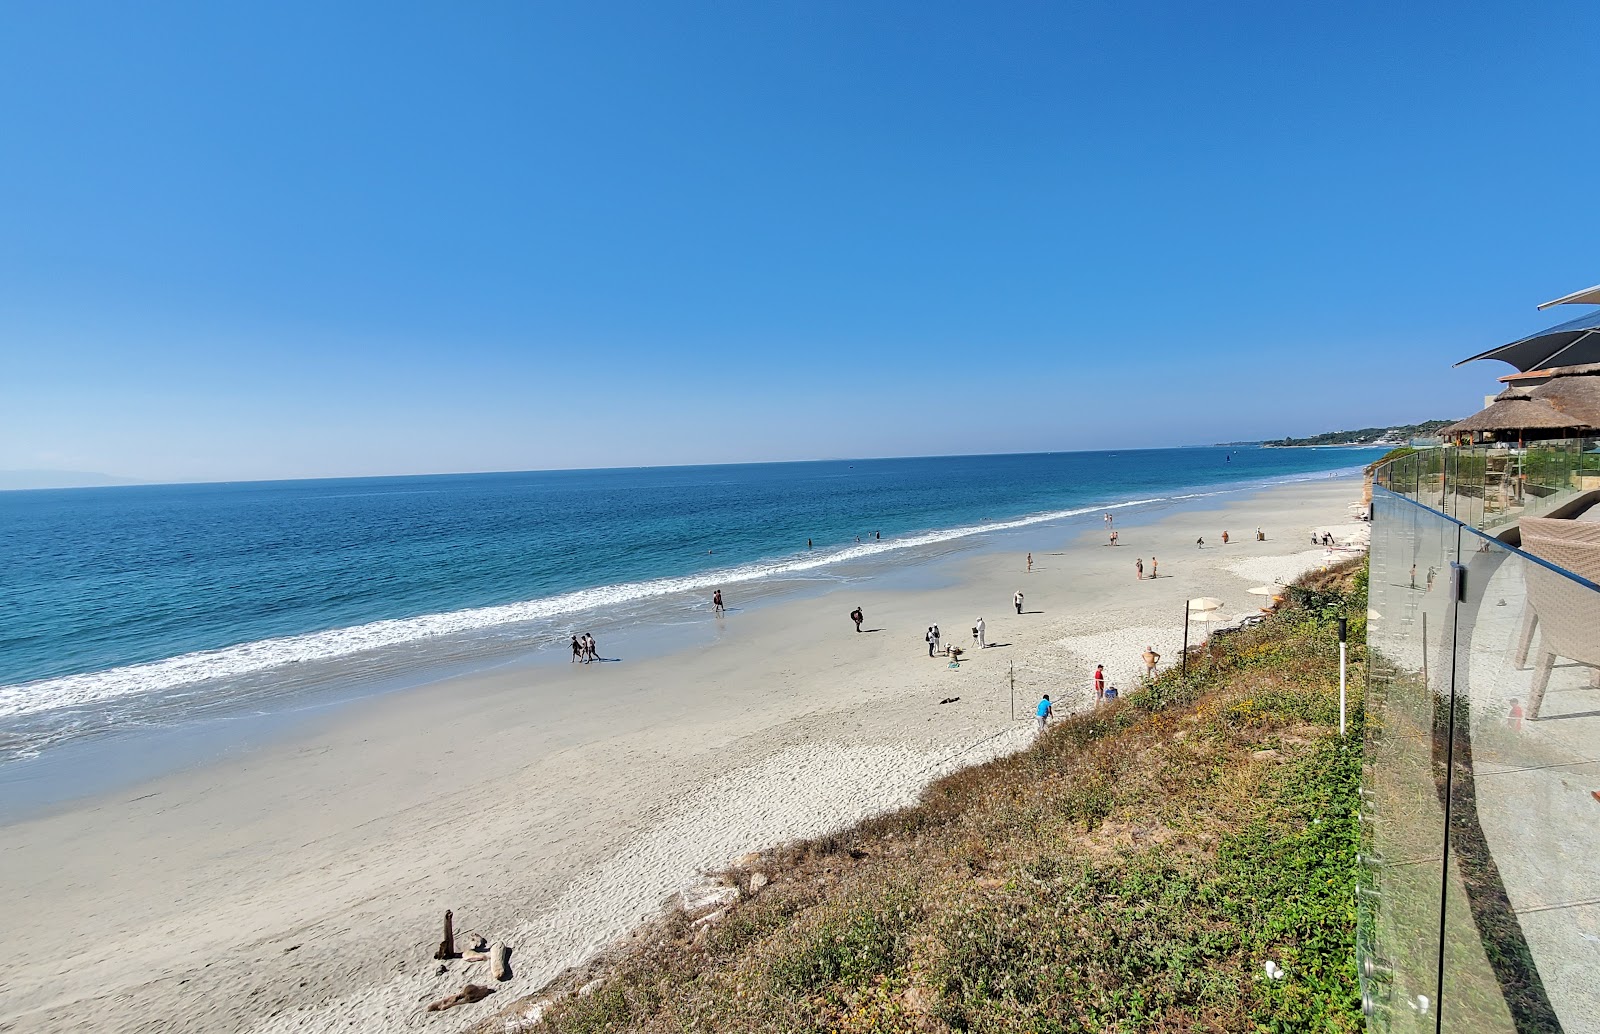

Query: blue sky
[[2, 2, 1597, 482]]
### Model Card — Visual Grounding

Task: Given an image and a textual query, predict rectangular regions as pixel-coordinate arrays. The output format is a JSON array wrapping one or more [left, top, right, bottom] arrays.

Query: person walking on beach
[[1255, 526, 1264, 541], [1135, 558, 1144, 580], [570, 635, 583, 662], [712, 589, 725, 617], [1142, 646, 1160, 678], [974, 617, 987, 648], [1026, 552, 1033, 574], [850, 607, 865, 633], [1093, 663, 1106, 702], [1014, 590, 1024, 614], [1104, 512, 1113, 529], [1221, 530, 1229, 545], [1110, 530, 1119, 546], [586, 633, 599, 662], [1196, 536, 1205, 549], [1036, 694, 1053, 732]]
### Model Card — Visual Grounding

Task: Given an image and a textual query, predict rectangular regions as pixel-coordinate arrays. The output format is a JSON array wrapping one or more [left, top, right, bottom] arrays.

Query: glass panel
[[1438, 528, 1600, 1033], [1362, 491, 1459, 1031], [1364, 442, 1600, 1033]]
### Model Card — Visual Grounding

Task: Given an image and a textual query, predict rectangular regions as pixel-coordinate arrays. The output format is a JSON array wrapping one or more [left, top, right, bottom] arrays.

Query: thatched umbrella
[[1443, 364, 1600, 441]]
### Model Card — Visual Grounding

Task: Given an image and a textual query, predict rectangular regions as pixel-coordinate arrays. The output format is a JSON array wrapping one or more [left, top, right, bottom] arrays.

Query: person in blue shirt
[[1036, 694, 1053, 732]]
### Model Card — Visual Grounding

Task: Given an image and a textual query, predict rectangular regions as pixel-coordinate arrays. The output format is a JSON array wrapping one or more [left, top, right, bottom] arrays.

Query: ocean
[[0, 447, 1383, 765]]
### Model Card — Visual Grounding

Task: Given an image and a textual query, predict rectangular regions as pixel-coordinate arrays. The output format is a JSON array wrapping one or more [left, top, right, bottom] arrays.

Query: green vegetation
[[480, 562, 1370, 1034], [1264, 420, 1454, 447]]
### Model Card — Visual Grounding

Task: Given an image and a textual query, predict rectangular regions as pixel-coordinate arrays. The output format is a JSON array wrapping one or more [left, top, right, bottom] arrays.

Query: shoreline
[[0, 476, 1370, 1034], [0, 465, 1368, 823]]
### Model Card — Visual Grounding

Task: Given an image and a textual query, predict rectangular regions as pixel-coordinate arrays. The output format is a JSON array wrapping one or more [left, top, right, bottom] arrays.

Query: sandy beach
[[0, 476, 1370, 1034]]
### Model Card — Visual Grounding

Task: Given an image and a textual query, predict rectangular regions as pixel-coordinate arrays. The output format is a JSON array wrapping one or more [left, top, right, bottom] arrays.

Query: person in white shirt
[[974, 617, 987, 648], [1013, 591, 1024, 614]]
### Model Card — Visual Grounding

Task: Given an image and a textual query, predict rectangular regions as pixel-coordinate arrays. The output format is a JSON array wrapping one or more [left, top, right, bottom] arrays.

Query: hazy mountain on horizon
[[0, 470, 145, 491]]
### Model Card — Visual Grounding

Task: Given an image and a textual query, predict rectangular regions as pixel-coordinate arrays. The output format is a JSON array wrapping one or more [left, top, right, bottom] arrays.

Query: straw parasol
[[1187, 597, 1224, 612]]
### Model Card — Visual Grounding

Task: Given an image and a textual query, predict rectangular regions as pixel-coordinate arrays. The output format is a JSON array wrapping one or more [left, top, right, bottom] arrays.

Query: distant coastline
[[1228, 419, 1456, 450]]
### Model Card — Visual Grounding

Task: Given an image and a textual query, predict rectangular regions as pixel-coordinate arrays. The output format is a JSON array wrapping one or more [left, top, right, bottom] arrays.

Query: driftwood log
[[425, 984, 495, 1012], [433, 910, 458, 960], [489, 941, 511, 981]]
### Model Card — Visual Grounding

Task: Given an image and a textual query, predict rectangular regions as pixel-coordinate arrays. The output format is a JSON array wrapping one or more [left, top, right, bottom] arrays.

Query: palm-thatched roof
[[1444, 364, 1600, 436]]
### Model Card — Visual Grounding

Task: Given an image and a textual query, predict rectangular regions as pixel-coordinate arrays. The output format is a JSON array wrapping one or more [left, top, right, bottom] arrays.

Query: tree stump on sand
[[433, 910, 458, 960], [489, 941, 511, 981], [425, 984, 495, 1012]]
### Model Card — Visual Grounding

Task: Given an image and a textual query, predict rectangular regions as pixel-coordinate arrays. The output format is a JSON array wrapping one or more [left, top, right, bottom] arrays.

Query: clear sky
[[3, 2, 1597, 482]]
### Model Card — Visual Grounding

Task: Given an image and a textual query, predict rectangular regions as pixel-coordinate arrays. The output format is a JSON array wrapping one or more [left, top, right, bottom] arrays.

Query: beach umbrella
[[1246, 585, 1278, 597], [1456, 308, 1600, 373], [1181, 598, 1223, 676], [1538, 282, 1600, 310]]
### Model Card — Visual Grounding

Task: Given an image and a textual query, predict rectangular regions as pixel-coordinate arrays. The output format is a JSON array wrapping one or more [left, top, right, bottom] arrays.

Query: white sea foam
[[0, 467, 1360, 724]]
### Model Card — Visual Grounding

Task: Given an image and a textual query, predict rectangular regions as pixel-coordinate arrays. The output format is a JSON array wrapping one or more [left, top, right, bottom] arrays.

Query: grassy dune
[[482, 561, 1369, 1034]]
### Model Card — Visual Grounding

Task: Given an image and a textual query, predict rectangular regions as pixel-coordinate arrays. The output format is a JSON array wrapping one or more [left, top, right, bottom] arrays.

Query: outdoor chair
[[1512, 517, 1600, 718]]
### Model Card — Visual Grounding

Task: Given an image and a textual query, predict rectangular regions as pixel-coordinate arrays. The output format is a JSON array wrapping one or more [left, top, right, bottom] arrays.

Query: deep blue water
[[0, 447, 1381, 758]]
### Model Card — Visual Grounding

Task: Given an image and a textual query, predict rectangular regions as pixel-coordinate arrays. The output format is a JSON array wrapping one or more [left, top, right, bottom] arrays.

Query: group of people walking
[[570, 633, 600, 663]]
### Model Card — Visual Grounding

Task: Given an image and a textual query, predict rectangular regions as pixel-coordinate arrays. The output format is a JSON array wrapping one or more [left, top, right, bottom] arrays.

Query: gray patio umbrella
[[1455, 309, 1600, 373], [1538, 282, 1600, 310]]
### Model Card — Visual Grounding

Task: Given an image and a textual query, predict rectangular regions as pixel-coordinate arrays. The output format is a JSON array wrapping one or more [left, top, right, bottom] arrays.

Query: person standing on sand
[[712, 589, 725, 616], [1036, 694, 1053, 732], [1027, 552, 1033, 574], [1196, 537, 1205, 549], [974, 617, 987, 648], [1094, 664, 1106, 702], [1014, 591, 1024, 614], [1143, 646, 1160, 677], [927, 626, 941, 657], [1221, 530, 1229, 544], [1151, 556, 1158, 578], [851, 607, 865, 632], [1135, 558, 1144, 580], [1256, 526, 1264, 541], [932, 625, 941, 654]]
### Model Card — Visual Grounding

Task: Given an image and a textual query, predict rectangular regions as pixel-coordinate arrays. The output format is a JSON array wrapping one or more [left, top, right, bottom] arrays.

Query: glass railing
[[1372, 439, 1600, 533], [1360, 451, 1600, 1034]]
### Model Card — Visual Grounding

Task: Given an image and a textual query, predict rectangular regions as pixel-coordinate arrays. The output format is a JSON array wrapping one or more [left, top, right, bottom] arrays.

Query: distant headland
[[1219, 420, 1456, 449]]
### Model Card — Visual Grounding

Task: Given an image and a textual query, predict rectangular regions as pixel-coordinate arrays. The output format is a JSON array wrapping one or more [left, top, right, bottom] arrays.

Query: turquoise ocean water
[[0, 447, 1382, 765]]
